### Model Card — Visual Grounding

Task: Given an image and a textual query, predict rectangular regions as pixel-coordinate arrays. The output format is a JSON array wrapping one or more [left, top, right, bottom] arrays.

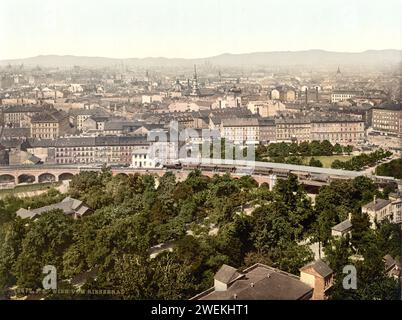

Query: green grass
[[302, 155, 353, 168], [0, 181, 62, 196]]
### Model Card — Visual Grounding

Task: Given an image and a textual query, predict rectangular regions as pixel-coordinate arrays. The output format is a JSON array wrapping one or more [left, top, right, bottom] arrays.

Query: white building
[[131, 149, 157, 168], [331, 90, 363, 103], [362, 194, 402, 228], [247, 100, 286, 117]]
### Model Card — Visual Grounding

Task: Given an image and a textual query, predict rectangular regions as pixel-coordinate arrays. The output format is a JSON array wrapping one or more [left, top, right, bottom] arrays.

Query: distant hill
[[1, 50, 401, 68]]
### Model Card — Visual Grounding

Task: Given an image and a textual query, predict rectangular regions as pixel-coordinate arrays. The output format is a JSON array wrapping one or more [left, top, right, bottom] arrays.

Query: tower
[[190, 64, 201, 97], [305, 88, 308, 106]]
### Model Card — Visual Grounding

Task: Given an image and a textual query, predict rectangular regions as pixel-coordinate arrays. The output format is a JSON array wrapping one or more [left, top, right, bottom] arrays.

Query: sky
[[0, 0, 401, 60]]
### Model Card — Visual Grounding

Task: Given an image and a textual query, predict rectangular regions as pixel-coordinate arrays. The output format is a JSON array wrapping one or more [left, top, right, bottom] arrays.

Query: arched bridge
[[0, 159, 400, 190]]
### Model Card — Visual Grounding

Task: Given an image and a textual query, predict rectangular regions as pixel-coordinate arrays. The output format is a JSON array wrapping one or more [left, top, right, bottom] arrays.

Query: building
[[131, 149, 156, 168], [270, 88, 280, 100], [16, 196, 91, 220], [191, 260, 332, 300], [27, 135, 150, 165], [331, 90, 363, 103], [371, 103, 402, 137], [247, 100, 286, 117], [2, 105, 45, 127], [310, 116, 365, 145], [279, 88, 296, 102], [81, 115, 109, 132], [69, 107, 110, 131], [30, 109, 70, 139], [362, 195, 402, 228], [221, 118, 259, 145], [299, 260, 333, 300], [258, 118, 276, 144], [331, 214, 353, 238], [275, 116, 311, 142], [131, 141, 177, 168]]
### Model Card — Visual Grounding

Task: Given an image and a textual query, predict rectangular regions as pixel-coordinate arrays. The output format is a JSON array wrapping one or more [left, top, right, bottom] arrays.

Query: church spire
[[190, 64, 200, 97]]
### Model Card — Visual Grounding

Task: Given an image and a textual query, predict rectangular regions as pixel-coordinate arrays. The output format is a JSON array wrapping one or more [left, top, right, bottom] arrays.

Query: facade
[[279, 88, 296, 102], [310, 118, 365, 145], [331, 90, 363, 103], [275, 117, 311, 142], [69, 108, 110, 131], [275, 115, 365, 145], [131, 141, 178, 168], [192, 260, 332, 300], [270, 88, 280, 100], [362, 195, 402, 228], [371, 103, 402, 136], [2, 105, 45, 127], [27, 135, 150, 165], [258, 118, 276, 144], [30, 110, 70, 139], [247, 100, 286, 117], [299, 260, 333, 300], [131, 149, 156, 168], [221, 118, 259, 144]]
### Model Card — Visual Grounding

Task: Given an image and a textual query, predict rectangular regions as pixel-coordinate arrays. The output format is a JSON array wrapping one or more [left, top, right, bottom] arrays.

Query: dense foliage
[[376, 158, 402, 179], [256, 140, 353, 163], [331, 149, 392, 171], [0, 168, 399, 300]]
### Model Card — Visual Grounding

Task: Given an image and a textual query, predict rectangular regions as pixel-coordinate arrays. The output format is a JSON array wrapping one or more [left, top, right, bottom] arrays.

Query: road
[[361, 153, 400, 175]]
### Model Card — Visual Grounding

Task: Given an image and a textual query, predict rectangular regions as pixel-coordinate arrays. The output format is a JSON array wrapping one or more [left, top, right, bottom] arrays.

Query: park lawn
[[302, 155, 353, 168]]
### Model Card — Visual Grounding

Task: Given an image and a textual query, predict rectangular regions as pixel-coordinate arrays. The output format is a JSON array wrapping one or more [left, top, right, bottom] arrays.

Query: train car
[[163, 162, 182, 170]]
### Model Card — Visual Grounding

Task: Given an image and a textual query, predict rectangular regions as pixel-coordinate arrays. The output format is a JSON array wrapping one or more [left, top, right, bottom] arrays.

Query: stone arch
[[38, 173, 56, 183], [0, 174, 15, 184], [18, 174, 35, 184], [58, 172, 74, 181]]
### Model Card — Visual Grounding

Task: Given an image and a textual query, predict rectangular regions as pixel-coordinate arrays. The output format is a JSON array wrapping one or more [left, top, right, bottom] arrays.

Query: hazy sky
[[0, 0, 401, 59]]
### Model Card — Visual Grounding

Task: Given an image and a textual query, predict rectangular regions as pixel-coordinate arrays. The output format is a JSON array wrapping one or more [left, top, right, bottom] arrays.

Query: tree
[[14, 210, 74, 288], [309, 157, 323, 167]]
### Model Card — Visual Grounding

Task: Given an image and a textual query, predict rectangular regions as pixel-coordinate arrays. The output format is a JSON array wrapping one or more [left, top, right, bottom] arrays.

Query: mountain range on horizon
[[1, 49, 401, 68]]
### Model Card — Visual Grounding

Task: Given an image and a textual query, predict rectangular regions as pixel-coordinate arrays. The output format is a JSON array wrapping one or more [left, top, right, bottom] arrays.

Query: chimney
[[374, 195, 377, 204], [316, 87, 319, 102], [305, 88, 308, 106], [250, 282, 254, 288], [233, 294, 237, 299], [348, 212, 352, 221]]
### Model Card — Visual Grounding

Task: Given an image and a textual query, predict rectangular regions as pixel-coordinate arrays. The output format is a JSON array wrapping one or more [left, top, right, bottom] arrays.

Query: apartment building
[[30, 110, 70, 139], [221, 118, 259, 144], [371, 103, 402, 136], [2, 105, 45, 127], [27, 135, 149, 165], [331, 90, 363, 103], [69, 107, 110, 131], [247, 100, 286, 117], [310, 117, 365, 145], [258, 118, 276, 144], [275, 117, 311, 142]]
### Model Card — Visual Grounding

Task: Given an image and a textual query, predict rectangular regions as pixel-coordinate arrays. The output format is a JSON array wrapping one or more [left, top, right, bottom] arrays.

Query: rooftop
[[331, 219, 353, 233], [193, 263, 313, 300], [362, 198, 391, 211], [16, 196, 90, 219]]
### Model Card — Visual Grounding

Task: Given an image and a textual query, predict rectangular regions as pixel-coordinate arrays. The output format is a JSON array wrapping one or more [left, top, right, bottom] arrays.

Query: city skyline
[[1, 0, 401, 60]]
